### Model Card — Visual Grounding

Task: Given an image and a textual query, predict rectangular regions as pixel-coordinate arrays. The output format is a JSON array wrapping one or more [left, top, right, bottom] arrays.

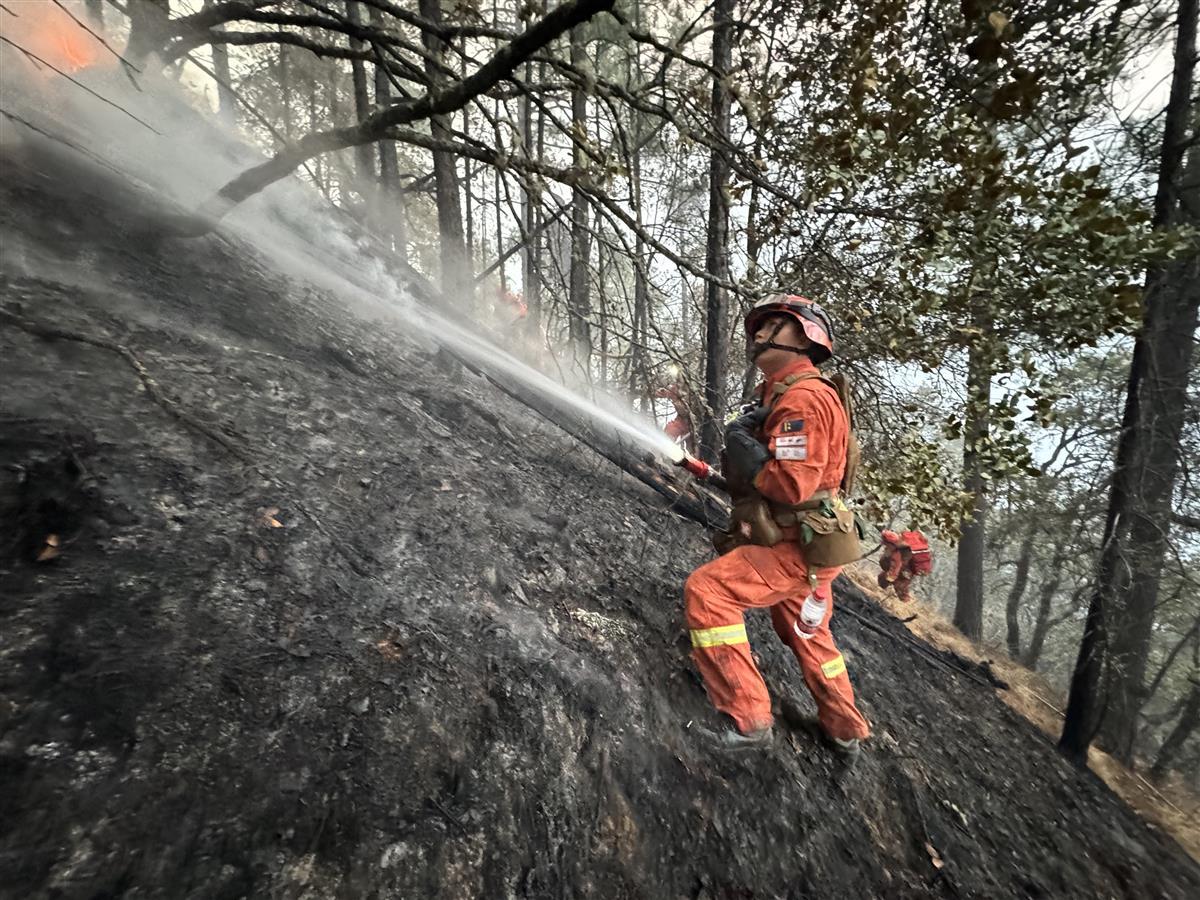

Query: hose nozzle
[[675, 451, 729, 493], [676, 452, 712, 480]]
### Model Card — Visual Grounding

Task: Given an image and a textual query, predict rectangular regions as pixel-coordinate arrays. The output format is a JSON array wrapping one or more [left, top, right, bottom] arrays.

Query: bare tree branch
[[183, 0, 616, 231]]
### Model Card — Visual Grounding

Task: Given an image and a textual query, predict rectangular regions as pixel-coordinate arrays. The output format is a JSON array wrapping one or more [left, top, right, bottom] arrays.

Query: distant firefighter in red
[[878, 529, 933, 602], [655, 383, 696, 455], [496, 287, 528, 325]]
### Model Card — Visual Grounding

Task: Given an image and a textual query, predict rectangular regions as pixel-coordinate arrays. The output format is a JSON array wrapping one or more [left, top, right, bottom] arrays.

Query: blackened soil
[[2, 138, 1199, 900]]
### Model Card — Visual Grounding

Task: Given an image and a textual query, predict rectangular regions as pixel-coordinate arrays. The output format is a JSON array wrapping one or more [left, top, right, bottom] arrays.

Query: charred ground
[[2, 138, 1199, 899]]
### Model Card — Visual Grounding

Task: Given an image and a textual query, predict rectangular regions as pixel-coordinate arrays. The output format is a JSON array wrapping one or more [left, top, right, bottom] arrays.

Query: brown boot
[[698, 724, 773, 753]]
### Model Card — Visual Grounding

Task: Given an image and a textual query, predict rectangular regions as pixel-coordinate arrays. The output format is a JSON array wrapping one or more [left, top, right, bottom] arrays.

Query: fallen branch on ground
[[835, 597, 1007, 690]]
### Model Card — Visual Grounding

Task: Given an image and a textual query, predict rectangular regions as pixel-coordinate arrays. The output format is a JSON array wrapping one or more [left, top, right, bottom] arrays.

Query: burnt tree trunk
[[519, 60, 539, 332], [306, 69, 325, 193], [954, 329, 992, 642], [598, 218, 609, 387], [530, 58, 547, 333], [201, 0, 236, 127], [1004, 529, 1036, 659], [345, 2, 377, 186], [567, 29, 592, 367], [631, 150, 650, 405], [126, 0, 171, 66], [698, 0, 734, 465], [1152, 678, 1200, 780], [626, 1, 650, 406], [1021, 546, 1070, 670], [370, 6, 404, 258], [462, 38, 474, 266], [418, 0, 471, 306], [210, 44, 236, 126], [1145, 617, 1200, 703], [1061, 0, 1198, 766], [278, 46, 293, 139], [739, 134, 764, 405]]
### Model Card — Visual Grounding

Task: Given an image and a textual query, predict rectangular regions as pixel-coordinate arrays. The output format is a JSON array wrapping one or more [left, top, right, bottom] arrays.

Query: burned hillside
[[2, 125, 1200, 899]]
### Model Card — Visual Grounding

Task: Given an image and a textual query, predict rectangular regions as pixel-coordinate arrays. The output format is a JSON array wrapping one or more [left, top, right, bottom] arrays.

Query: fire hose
[[674, 452, 729, 493]]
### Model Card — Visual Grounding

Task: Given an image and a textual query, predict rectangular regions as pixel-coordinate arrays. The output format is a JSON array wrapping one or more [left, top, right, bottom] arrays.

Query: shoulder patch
[[780, 419, 805, 434], [775, 434, 808, 460]]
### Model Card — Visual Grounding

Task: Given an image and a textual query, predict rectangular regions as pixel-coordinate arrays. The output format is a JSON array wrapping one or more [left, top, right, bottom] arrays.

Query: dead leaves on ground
[[251, 506, 284, 564], [35, 533, 61, 562], [375, 636, 405, 663]]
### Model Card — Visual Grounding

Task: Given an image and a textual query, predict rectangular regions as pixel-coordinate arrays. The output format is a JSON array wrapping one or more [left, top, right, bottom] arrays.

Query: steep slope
[[2, 135, 1200, 900]]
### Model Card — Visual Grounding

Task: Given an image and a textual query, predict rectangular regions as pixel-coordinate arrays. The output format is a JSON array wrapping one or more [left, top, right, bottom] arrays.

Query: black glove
[[724, 406, 771, 485], [728, 404, 770, 433]]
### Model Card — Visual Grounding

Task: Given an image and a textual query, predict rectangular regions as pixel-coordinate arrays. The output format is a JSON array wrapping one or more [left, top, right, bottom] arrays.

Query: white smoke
[[0, 7, 682, 462]]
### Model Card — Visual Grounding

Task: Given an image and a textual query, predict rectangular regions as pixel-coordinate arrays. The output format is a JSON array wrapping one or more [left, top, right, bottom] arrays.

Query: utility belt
[[719, 489, 865, 568], [767, 489, 835, 524]]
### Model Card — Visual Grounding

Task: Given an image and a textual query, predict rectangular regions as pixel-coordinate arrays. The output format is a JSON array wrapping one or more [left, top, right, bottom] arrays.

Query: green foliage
[[725, 0, 1187, 534], [857, 426, 974, 540]]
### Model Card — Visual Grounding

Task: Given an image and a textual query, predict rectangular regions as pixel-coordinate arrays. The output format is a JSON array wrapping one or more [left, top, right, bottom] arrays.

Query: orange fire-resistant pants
[[684, 541, 871, 741]]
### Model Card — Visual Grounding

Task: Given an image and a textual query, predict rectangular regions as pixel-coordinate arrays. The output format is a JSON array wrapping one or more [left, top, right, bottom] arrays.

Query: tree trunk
[[529, 57, 547, 333], [496, 166, 506, 290], [418, 0, 470, 306], [345, 2, 376, 187], [738, 133, 764, 405], [278, 46, 292, 139], [463, 38, 474, 266], [567, 29, 592, 368], [1145, 616, 1200, 704], [698, 0, 734, 465], [953, 332, 992, 642], [126, 0, 171, 66], [598, 218, 609, 387], [626, 1, 650, 406], [1061, 0, 1198, 766], [520, 61, 539, 330], [306, 69, 324, 193], [1004, 529, 1036, 659], [1151, 678, 1200, 780], [200, 1, 237, 126], [493, 0, 504, 289], [1021, 552, 1069, 670], [370, 8, 404, 259], [631, 151, 650, 404], [1100, 178, 1200, 760], [210, 45, 236, 126]]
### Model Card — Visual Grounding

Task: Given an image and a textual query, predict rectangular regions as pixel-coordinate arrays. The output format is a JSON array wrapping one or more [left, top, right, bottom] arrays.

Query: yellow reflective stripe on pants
[[821, 655, 846, 679], [690, 623, 749, 648]]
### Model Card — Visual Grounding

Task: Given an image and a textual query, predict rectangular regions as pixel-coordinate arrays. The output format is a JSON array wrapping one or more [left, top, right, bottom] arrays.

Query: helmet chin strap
[[748, 318, 809, 359]]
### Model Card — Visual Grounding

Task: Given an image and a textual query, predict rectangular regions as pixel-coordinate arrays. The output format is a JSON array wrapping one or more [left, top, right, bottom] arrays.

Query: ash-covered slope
[[2, 137, 1198, 900]]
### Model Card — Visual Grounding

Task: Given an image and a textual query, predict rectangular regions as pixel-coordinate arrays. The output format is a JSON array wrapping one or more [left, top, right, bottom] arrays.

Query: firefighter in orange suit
[[878, 529, 933, 602], [683, 295, 871, 753]]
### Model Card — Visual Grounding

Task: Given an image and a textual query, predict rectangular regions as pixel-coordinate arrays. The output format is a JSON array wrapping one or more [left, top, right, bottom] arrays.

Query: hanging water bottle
[[793, 588, 828, 641]]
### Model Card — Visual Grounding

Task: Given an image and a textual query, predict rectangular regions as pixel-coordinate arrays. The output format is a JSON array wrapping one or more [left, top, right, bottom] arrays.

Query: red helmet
[[744, 294, 834, 363]]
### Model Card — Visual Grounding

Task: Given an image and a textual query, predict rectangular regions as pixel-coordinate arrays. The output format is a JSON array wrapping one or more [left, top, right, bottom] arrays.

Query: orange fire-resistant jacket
[[752, 358, 850, 509]]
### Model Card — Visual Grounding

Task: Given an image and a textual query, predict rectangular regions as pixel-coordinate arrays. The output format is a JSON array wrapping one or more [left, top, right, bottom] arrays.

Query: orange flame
[[4, 2, 103, 74]]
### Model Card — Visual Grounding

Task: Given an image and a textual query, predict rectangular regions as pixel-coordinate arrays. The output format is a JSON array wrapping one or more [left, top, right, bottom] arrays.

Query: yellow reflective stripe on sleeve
[[690, 623, 749, 648], [821, 655, 847, 679]]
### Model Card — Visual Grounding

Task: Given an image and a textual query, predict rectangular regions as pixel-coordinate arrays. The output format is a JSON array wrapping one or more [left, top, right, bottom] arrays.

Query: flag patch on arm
[[775, 434, 807, 460], [780, 419, 805, 434]]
